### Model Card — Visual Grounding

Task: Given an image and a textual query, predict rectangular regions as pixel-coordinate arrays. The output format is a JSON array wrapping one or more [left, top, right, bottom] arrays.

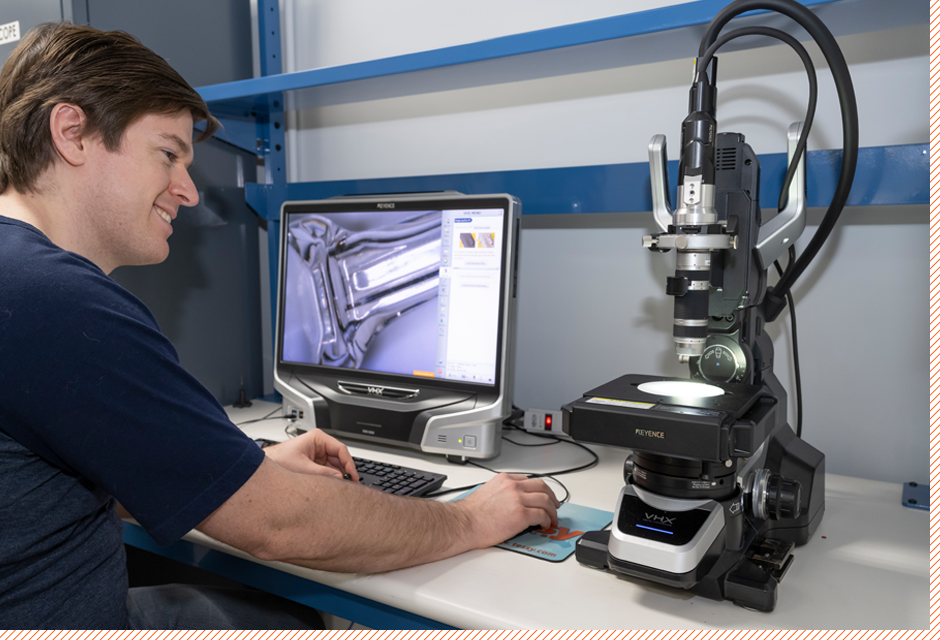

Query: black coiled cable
[[699, 0, 859, 321]]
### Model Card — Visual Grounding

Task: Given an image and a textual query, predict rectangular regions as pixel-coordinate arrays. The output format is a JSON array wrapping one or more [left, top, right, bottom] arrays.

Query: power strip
[[522, 408, 566, 436]]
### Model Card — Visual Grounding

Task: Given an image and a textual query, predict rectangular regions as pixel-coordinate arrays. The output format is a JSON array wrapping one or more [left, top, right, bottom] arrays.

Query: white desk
[[123, 401, 929, 629]]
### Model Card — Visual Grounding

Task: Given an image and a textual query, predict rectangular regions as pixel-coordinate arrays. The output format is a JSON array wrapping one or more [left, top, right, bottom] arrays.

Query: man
[[0, 23, 559, 630]]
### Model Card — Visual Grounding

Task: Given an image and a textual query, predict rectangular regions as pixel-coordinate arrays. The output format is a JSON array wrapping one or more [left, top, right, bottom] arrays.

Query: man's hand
[[262, 429, 359, 481], [456, 473, 561, 549]]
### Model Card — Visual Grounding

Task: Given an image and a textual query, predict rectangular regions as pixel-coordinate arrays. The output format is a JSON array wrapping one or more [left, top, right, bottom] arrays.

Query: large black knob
[[765, 474, 802, 520], [745, 469, 802, 521]]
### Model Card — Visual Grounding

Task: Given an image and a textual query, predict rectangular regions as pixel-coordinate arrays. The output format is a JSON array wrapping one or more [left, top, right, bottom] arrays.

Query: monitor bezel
[[275, 193, 517, 397]]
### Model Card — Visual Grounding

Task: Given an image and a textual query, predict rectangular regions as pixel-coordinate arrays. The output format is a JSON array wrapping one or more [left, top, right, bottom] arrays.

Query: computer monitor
[[273, 192, 521, 459]]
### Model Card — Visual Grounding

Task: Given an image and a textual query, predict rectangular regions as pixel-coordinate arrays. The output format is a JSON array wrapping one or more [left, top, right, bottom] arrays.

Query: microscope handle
[[648, 135, 674, 234]]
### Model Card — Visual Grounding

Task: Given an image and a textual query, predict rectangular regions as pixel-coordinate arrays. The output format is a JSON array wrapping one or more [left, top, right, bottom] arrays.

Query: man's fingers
[[524, 506, 554, 531], [332, 452, 358, 480], [300, 460, 344, 479], [316, 438, 359, 480], [507, 475, 561, 509], [497, 474, 560, 527], [520, 489, 559, 527]]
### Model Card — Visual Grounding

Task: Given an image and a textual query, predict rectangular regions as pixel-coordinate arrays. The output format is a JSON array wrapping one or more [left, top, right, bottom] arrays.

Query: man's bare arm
[[196, 456, 559, 574]]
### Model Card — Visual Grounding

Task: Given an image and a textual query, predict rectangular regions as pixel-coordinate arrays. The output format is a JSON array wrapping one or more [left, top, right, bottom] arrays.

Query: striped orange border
[[930, 0, 939, 635], [0, 1, 936, 639], [0, 628, 934, 638]]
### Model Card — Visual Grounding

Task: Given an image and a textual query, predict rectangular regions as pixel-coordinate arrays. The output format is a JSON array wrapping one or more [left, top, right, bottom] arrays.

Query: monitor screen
[[278, 195, 514, 388]]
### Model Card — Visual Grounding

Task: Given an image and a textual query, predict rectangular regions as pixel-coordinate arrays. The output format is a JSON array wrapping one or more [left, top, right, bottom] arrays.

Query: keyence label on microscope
[[586, 397, 653, 410]]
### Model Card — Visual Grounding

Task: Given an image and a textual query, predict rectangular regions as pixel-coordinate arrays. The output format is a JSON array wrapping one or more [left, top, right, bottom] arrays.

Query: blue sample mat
[[498, 501, 614, 562], [453, 489, 613, 562]]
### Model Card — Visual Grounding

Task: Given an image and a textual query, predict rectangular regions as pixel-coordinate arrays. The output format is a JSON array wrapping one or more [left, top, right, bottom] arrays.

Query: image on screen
[[280, 206, 506, 385]]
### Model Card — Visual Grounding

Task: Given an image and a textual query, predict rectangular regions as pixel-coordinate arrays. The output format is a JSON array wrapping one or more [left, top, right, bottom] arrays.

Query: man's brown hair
[[0, 22, 220, 194]]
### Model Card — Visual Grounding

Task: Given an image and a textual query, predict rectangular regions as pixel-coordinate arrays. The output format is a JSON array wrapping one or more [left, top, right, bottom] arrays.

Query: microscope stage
[[584, 374, 765, 415], [563, 374, 773, 461]]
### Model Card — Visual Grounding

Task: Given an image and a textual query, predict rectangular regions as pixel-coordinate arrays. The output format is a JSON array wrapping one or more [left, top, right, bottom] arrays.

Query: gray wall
[[0, 1, 88, 63], [279, 0, 929, 484], [87, 0, 266, 406]]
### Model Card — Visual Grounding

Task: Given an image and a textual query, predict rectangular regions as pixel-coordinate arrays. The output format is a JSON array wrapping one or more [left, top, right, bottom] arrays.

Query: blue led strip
[[244, 144, 927, 220], [636, 524, 674, 535]]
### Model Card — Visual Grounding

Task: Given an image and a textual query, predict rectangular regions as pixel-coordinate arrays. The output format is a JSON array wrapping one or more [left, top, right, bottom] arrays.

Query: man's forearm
[[198, 457, 477, 574]]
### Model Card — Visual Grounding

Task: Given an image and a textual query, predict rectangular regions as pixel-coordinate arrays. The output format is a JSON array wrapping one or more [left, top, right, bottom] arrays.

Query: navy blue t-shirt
[[0, 216, 265, 629]]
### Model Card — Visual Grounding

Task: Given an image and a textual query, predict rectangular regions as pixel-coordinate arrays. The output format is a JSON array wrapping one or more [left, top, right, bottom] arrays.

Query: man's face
[[81, 111, 198, 273]]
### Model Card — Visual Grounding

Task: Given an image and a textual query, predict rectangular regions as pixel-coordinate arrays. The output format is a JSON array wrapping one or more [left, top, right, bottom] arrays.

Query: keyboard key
[[353, 456, 446, 497]]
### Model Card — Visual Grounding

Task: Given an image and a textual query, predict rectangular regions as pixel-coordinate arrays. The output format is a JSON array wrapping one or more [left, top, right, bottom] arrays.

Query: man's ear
[[49, 103, 89, 167]]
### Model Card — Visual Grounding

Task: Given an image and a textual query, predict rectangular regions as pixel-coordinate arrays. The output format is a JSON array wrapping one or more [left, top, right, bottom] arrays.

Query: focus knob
[[745, 468, 802, 521], [766, 474, 802, 520]]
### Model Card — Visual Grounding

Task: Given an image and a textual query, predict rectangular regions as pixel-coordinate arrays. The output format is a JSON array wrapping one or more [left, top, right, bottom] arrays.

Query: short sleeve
[[0, 227, 264, 546]]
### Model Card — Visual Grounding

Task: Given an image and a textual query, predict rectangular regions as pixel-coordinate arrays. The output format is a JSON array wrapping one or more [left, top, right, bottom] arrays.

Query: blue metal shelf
[[200, 0, 838, 116], [245, 144, 928, 220], [196, 0, 928, 212], [198, 0, 927, 122]]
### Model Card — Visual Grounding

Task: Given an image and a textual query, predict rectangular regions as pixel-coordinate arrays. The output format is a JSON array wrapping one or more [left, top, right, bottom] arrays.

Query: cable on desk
[[502, 413, 600, 474], [461, 460, 580, 504], [284, 420, 306, 439], [430, 420, 600, 503], [230, 407, 309, 445], [424, 474, 575, 503], [423, 482, 486, 499], [501, 434, 559, 448], [498, 431, 598, 484], [232, 405, 285, 426]]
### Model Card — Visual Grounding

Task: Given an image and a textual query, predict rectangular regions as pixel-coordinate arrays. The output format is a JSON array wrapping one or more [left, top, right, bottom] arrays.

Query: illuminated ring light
[[637, 380, 725, 399]]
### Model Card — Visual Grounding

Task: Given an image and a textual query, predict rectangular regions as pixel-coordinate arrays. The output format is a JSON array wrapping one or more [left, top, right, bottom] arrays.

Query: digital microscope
[[563, 0, 858, 611]]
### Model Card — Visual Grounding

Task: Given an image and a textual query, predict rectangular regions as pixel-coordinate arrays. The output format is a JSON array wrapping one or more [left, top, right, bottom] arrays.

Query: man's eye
[[163, 150, 177, 162]]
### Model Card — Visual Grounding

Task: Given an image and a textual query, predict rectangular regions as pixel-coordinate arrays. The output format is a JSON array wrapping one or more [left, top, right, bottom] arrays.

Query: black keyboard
[[353, 456, 447, 497]]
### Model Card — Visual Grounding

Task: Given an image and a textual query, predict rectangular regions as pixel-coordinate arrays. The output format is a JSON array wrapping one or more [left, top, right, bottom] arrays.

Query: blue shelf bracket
[[257, 0, 286, 183], [197, 113, 263, 156], [197, 0, 287, 160], [254, 0, 288, 340]]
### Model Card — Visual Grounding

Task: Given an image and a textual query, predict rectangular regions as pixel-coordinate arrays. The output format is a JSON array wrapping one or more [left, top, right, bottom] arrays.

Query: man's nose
[[170, 166, 199, 206]]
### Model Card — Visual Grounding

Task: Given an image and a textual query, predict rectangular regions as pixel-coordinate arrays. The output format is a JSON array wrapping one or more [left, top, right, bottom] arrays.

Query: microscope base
[[576, 528, 789, 612]]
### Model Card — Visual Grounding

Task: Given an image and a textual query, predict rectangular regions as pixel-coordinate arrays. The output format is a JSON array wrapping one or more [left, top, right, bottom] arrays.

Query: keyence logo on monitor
[[377, 203, 395, 209], [635, 429, 665, 439]]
